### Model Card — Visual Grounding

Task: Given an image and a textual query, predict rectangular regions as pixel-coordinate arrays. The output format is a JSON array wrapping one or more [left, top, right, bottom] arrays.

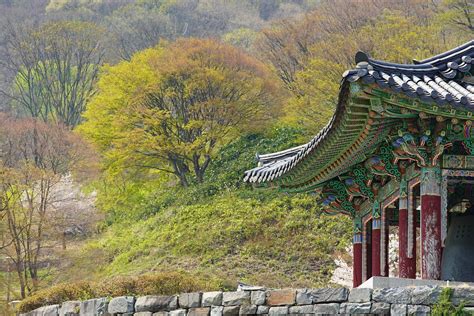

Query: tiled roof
[[243, 118, 335, 183], [345, 41, 474, 108], [244, 40, 474, 185]]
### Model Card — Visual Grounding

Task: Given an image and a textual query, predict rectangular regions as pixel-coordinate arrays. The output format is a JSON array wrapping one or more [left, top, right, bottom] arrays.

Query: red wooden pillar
[[420, 166, 442, 280], [371, 218, 381, 277], [383, 215, 389, 276], [399, 186, 416, 278], [353, 232, 363, 287], [366, 231, 372, 279]]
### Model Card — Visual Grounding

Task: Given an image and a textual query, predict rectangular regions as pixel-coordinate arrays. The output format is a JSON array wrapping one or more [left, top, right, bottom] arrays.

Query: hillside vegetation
[[0, 0, 472, 312], [72, 128, 353, 288]]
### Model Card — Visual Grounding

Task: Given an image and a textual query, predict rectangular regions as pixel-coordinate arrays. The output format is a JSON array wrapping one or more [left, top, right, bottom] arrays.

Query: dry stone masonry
[[18, 285, 474, 316]]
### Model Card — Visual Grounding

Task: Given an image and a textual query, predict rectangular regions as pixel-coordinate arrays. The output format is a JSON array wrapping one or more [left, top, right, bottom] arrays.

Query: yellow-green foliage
[[222, 28, 258, 51], [283, 56, 344, 135], [79, 38, 280, 186], [18, 272, 221, 313]]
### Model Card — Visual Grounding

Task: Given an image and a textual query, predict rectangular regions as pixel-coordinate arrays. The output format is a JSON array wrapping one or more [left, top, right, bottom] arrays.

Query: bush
[[18, 272, 221, 313], [432, 287, 466, 316]]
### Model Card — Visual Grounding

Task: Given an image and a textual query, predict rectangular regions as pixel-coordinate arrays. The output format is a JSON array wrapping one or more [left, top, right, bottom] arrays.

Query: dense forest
[[0, 0, 472, 313]]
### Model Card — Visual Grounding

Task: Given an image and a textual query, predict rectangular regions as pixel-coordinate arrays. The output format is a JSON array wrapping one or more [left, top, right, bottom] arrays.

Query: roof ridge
[[353, 40, 474, 73], [418, 39, 474, 64], [256, 143, 307, 163]]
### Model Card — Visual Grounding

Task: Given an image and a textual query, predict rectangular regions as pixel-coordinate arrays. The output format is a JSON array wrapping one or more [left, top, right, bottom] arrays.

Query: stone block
[[370, 302, 390, 314], [313, 303, 339, 315], [288, 305, 313, 314], [268, 306, 288, 315], [60, 301, 80, 316], [153, 312, 169, 316], [187, 307, 210, 316], [179, 293, 202, 308], [134, 312, 153, 316], [202, 292, 223, 307], [210, 306, 223, 316], [407, 304, 430, 316], [108, 296, 135, 314], [238, 305, 257, 315], [339, 302, 371, 314], [80, 298, 108, 316], [222, 306, 239, 316], [295, 289, 312, 305], [135, 296, 178, 312], [266, 289, 295, 306], [250, 291, 265, 305], [97, 299, 110, 316], [391, 303, 407, 316], [222, 292, 250, 306], [348, 288, 371, 302], [31, 305, 60, 316], [256, 306, 269, 314], [309, 288, 349, 303], [452, 287, 474, 306], [9, 300, 21, 313], [411, 286, 442, 305], [168, 310, 186, 316], [372, 287, 412, 304]]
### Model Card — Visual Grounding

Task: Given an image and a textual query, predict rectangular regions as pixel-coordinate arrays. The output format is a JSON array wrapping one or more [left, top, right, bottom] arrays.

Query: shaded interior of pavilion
[[361, 175, 474, 284]]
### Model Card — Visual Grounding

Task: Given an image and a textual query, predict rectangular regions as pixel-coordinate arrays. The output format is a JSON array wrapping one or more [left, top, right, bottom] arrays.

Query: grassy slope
[[66, 128, 352, 288]]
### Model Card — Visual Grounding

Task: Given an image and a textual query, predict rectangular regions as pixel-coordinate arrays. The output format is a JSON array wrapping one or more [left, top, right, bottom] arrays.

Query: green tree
[[80, 38, 279, 187], [439, 0, 474, 32], [222, 28, 258, 51], [1, 21, 104, 127]]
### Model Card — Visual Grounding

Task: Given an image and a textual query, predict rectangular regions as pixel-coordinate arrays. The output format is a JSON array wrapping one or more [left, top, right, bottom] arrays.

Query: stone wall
[[18, 285, 474, 316]]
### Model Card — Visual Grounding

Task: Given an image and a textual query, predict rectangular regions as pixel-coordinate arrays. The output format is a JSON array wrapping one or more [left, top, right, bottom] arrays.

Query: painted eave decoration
[[243, 40, 474, 194]]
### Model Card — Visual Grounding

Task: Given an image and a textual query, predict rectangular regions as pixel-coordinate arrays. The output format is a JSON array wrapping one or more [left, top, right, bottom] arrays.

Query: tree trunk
[[62, 232, 67, 250], [192, 154, 211, 183], [169, 155, 189, 187], [16, 263, 26, 299]]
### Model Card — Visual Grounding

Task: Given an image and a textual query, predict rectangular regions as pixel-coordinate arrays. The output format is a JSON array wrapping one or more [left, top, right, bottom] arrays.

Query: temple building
[[244, 40, 474, 287]]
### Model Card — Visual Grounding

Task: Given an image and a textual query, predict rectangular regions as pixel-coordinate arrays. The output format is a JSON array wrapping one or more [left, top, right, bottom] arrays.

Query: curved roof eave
[[244, 40, 474, 189], [243, 81, 349, 185]]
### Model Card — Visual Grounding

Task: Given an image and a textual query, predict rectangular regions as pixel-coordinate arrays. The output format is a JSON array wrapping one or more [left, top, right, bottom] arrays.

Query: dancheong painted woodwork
[[244, 40, 474, 286]]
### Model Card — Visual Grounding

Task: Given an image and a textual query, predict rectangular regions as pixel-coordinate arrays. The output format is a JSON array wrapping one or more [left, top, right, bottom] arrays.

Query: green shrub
[[17, 281, 95, 313], [17, 272, 221, 313], [432, 287, 466, 316]]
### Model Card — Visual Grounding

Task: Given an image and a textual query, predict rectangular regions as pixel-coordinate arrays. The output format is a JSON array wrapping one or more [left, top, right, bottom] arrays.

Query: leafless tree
[[0, 115, 91, 297], [105, 5, 175, 60]]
